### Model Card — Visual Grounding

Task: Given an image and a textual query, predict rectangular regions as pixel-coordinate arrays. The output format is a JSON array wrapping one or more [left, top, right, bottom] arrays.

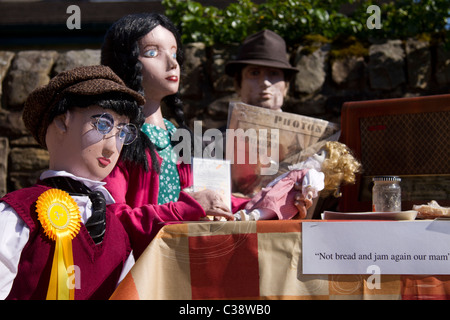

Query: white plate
[[321, 210, 418, 221]]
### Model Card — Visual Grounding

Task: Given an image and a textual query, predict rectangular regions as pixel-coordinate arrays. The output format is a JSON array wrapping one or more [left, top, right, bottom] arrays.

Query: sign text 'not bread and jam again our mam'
[[302, 220, 450, 275]]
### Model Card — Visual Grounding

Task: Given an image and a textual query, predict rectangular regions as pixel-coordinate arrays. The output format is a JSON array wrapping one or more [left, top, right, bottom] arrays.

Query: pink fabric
[[245, 169, 308, 220], [105, 150, 192, 207], [104, 149, 249, 258], [105, 149, 248, 209], [104, 150, 206, 258], [109, 192, 206, 259]]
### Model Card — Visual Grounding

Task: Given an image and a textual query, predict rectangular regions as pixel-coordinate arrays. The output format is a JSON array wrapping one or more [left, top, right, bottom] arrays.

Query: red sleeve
[[104, 161, 129, 205], [108, 191, 206, 259], [177, 161, 193, 190], [231, 195, 250, 212]]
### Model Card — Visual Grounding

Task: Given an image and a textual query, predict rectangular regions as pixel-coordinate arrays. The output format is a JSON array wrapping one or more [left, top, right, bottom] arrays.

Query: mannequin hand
[[234, 209, 261, 221], [188, 189, 234, 221], [293, 183, 314, 219]]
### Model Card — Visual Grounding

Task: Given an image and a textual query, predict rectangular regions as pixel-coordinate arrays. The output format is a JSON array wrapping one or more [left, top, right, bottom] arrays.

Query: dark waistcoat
[[2, 184, 132, 300]]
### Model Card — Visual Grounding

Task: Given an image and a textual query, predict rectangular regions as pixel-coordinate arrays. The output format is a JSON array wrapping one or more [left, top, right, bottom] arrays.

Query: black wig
[[101, 13, 189, 173]]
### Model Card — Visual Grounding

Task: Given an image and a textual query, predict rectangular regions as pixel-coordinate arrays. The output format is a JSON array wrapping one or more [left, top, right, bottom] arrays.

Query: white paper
[[302, 221, 450, 275], [192, 157, 232, 211]]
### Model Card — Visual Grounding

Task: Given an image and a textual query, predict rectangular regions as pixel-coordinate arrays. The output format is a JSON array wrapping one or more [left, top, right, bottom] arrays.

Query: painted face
[[138, 25, 180, 102], [238, 65, 288, 111], [62, 106, 132, 181]]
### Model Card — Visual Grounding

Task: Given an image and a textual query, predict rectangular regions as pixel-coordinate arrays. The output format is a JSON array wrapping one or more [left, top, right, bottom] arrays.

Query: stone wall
[[0, 38, 449, 196]]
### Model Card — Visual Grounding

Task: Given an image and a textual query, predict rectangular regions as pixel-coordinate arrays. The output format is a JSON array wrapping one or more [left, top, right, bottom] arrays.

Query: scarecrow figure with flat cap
[[0, 65, 144, 300]]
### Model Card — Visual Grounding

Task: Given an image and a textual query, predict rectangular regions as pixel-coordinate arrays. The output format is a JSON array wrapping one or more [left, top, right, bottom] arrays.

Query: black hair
[[48, 92, 145, 168], [101, 13, 189, 173]]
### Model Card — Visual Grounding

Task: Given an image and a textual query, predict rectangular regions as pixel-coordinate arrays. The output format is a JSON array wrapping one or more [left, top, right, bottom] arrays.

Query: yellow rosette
[[36, 188, 81, 300]]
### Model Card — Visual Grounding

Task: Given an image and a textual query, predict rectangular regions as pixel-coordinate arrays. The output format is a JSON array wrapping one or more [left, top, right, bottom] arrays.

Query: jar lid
[[373, 176, 401, 182]]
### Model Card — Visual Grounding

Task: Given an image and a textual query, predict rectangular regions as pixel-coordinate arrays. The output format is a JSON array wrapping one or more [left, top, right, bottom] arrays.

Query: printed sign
[[302, 221, 450, 275]]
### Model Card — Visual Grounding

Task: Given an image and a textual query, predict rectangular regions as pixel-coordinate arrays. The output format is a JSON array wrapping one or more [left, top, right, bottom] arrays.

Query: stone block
[[180, 42, 205, 99], [294, 44, 330, 94], [0, 51, 15, 97], [331, 55, 366, 88], [9, 171, 44, 192], [52, 49, 101, 75], [436, 43, 450, 87], [0, 110, 29, 137], [5, 50, 58, 108], [368, 40, 405, 90], [9, 147, 49, 171], [0, 137, 8, 197], [405, 38, 431, 89]]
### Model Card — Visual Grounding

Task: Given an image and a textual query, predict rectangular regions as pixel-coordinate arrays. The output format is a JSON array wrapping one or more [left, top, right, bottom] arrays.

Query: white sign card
[[302, 221, 450, 275], [192, 157, 232, 211]]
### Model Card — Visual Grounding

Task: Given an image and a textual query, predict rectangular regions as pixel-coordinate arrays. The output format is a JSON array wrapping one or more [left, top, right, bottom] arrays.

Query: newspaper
[[226, 102, 340, 196]]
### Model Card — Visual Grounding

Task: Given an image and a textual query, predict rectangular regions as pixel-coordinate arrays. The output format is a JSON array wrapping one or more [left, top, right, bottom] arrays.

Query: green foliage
[[378, 0, 449, 39], [162, 0, 449, 47]]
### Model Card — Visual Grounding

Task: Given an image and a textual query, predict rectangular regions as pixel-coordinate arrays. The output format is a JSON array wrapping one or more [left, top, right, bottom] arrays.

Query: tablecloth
[[110, 220, 450, 300]]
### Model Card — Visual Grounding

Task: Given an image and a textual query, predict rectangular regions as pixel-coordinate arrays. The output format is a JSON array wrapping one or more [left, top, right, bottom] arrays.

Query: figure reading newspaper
[[225, 30, 341, 200]]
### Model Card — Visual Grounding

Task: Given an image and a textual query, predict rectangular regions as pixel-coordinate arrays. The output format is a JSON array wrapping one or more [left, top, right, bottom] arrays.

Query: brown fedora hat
[[23, 65, 145, 148], [225, 29, 298, 77]]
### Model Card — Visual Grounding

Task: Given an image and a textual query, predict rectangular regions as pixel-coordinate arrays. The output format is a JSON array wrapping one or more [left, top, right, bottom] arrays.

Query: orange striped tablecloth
[[110, 220, 450, 300]]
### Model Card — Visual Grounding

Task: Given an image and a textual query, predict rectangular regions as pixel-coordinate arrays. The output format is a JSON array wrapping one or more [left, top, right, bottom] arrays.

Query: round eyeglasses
[[91, 113, 138, 145]]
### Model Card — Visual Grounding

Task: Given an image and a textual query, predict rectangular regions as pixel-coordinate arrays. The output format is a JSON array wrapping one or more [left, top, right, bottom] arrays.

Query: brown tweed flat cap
[[23, 65, 145, 148]]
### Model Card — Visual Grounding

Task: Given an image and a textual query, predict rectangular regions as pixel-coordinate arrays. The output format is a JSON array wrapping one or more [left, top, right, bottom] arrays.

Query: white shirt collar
[[40, 170, 115, 204]]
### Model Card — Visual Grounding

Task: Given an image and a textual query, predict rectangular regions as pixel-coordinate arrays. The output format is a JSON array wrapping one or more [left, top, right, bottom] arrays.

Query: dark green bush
[[162, 0, 449, 48]]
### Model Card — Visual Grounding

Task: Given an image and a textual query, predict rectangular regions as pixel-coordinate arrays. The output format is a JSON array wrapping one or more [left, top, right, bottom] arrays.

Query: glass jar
[[372, 176, 401, 212]]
